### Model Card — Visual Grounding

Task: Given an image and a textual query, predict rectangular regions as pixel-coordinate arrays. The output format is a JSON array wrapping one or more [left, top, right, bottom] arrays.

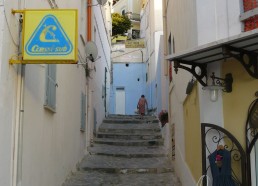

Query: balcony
[[125, 12, 140, 22]]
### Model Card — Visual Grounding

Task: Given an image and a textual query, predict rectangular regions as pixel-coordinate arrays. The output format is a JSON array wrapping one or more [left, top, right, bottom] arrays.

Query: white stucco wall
[[196, 0, 242, 45], [111, 43, 146, 63], [165, 0, 199, 185], [113, 0, 142, 14], [22, 64, 86, 186], [91, 3, 111, 130], [142, 0, 163, 82], [104, 0, 113, 38], [196, 0, 242, 126], [154, 0, 163, 31], [0, 0, 111, 185], [141, 0, 164, 111], [0, 0, 20, 185], [140, 7, 146, 38]]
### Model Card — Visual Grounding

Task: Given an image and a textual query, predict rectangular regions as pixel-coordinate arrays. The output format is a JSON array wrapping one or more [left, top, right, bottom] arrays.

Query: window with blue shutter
[[44, 64, 57, 112], [80, 93, 86, 132]]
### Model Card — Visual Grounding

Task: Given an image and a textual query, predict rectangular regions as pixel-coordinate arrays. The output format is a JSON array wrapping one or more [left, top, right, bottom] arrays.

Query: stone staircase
[[63, 115, 180, 186]]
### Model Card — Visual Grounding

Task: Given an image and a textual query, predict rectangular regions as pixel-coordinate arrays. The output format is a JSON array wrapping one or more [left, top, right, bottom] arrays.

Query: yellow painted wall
[[132, 23, 140, 30], [222, 59, 258, 147], [183, 83, 202, 181]]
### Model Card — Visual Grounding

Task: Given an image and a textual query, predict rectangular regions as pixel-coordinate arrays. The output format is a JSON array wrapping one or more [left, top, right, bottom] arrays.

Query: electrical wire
[[94, 14, 110, 73], [98, 3, 111, 48], [2, 3, 19, 47]]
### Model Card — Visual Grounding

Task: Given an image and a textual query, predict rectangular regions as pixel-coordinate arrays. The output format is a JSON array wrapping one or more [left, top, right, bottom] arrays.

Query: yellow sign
[[20, 9, 78, 64], [125, 39, 145, 48]]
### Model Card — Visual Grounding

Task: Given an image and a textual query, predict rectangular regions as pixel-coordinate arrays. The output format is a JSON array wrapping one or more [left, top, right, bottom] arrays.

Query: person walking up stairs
[[63, 115, 181, 186]]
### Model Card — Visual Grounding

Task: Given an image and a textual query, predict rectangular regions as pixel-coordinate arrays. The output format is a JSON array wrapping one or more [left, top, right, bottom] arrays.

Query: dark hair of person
[[141, 95, 145, 98]]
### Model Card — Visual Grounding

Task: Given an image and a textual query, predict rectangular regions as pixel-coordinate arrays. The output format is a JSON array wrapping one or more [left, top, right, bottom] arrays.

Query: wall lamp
[[203, 72, 233, 102]]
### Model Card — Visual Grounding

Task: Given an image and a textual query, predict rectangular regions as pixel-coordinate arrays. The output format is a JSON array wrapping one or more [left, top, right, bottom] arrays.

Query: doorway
[[115, 87, 125, 114]]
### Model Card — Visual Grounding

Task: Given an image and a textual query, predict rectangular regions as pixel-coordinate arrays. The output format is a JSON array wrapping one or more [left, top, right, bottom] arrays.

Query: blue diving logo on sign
[[25, 15, 73, 56]]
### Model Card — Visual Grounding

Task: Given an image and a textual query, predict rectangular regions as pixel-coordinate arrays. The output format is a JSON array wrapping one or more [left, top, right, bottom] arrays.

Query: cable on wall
[[98, 4, 111, 48], [2, 3, 19, 47], [94, 14, 110, 73]]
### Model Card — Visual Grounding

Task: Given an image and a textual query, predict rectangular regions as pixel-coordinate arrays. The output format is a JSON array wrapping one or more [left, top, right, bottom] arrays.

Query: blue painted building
[[109, 62, 147, 115]]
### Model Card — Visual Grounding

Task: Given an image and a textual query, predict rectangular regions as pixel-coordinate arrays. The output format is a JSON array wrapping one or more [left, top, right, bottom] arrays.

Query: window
[[173, 37, 175, 53], [80, 93, 86, 132], [168, 34, 174, 82], [94, 108, 97, 134], [168, 34, 172, 54], [102, 85, 105, 99], [169, 62, 173, 82], [121, 9, 126, 16], [94, 26, 96, 42], [132, 30, 140, 39], [168, 34, 175, 54], [44, 64, 57, 112]]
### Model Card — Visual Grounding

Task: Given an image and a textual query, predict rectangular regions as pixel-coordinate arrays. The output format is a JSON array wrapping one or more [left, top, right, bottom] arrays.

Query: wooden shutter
[[45, 64, 57, 111], [80, 93, 86, 132]]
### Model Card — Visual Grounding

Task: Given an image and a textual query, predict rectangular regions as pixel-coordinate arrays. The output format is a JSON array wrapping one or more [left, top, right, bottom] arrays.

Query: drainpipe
[[13, 0, 26, 185], [87, 0, 93, 146], [14, 65, 25, 186], [87, 0, 92, 41], [162, 0, 168, 76]]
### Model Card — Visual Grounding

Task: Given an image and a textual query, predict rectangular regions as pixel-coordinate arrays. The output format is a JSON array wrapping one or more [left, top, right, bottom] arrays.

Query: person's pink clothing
[[137, 97, 148, 115]]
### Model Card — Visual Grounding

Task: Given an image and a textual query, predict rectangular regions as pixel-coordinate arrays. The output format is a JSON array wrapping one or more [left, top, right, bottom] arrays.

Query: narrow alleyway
[[63, 115, 180, 186]]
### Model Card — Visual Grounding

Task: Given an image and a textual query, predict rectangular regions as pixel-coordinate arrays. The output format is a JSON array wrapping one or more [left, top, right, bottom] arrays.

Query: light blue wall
[[109, 63, 147, 115]]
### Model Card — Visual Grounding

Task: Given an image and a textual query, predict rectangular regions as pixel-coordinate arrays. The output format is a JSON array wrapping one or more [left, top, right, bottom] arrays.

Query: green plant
[[112, 13, 132, 36]]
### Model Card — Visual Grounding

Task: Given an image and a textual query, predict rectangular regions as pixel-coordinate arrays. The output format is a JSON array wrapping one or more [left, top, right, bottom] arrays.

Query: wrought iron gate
[[201, 123, 247, 186], [200, 99, 258, 186]]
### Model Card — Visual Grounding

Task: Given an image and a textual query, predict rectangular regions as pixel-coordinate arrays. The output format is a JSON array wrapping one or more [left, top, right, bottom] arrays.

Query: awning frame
[[166, 32, 258, 87]]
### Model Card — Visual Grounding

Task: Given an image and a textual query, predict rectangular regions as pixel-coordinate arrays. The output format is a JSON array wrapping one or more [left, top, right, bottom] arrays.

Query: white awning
[[166, 29, 258, 64], [165, 29, 258, 80]]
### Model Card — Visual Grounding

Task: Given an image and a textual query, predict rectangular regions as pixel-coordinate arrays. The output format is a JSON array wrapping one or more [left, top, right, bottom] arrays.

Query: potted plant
[[158, 110, 168, 127]]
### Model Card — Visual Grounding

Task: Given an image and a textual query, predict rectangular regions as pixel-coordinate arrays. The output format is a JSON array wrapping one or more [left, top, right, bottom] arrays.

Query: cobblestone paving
[[63, 115, 180, 186]]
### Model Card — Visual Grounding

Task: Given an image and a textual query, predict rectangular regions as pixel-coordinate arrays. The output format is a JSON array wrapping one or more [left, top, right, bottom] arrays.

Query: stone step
[[63, 171, 181, 186], [98, 123, 161, 133], [80, 155, 174, 174], [63, 115, 180, 186], [96, 132, 162, 140], [103, 118, 159, 124], [98, 130, 161, 135], [88, 144, 167, 158], [94, 138, 164, 146], [98, 128, 161, 133], [108, 114, 157, 119]]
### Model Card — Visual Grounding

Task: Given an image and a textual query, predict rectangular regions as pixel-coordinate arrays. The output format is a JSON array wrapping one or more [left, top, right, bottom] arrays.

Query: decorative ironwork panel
[[245, 99, 258, 186], [201, 123, 247, 186]]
